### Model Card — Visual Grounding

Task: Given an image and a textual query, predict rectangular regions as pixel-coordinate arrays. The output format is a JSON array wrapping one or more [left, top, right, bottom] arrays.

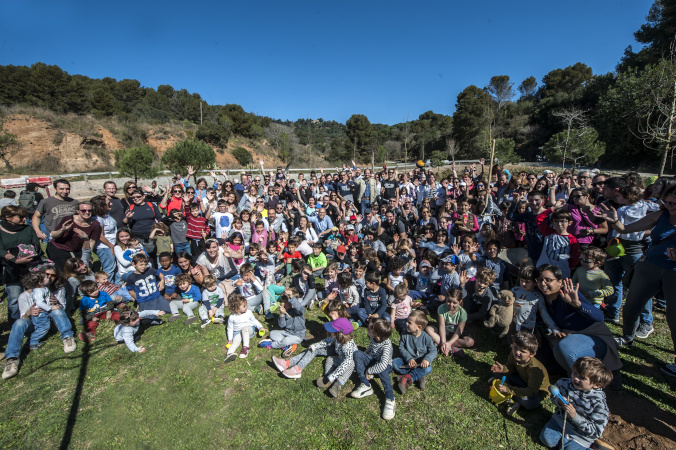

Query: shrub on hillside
[[196, 121, 230, 147], [232, 147, 253, 166]]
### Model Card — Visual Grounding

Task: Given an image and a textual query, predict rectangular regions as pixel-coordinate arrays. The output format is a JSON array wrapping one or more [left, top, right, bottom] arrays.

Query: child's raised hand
[[490, 361, 504, 373], [451, 243, 460, 254], [459, 271, 469, 286], [469, 242, 479, 254]]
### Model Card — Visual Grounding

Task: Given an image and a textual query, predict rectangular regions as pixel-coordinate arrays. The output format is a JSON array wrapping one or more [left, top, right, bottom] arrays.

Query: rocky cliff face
[[1, 113, 285, 175]]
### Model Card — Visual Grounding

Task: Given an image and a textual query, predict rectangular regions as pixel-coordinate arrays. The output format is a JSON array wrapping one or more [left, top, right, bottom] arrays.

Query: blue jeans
[[605, 253, 652, 324], [357, 308, 390, 324], [29, 308, 74, 347], [392, 357, 432, 382], [552, 333, 607, 376], [354, 350, 395, 400], [5, 318, 34, 359], [95, 246, 119, 284], [174, 242, 190, 255], [5, 284, 22, 322], [540, 418, 588, 450], [504, 373, 545, 410]]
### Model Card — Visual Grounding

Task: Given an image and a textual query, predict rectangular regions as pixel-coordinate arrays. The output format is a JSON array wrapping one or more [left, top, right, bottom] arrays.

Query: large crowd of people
[[1, 159, 674, 446]]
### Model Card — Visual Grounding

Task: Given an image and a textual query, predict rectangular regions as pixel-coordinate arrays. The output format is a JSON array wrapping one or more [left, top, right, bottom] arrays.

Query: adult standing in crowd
[[123, 189, 161, 263], [48, 201, 103, 269], [355, 168, 378, 214], [104, 181, 126, 228], [32, 178, 78, 240], [91, 195, 119, 283]]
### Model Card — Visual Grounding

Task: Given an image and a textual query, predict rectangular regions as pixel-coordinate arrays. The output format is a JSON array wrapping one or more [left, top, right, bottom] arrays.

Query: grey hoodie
[[550, 378, 609, 448], [278, 296, 306, 339]]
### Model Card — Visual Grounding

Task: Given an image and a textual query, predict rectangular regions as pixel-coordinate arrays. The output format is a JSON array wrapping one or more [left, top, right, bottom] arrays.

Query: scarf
[[0, 219, 27, 233]]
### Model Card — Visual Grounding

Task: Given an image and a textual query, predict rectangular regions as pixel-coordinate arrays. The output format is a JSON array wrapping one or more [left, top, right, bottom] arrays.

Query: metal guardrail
[[9, 160, 482, 183]]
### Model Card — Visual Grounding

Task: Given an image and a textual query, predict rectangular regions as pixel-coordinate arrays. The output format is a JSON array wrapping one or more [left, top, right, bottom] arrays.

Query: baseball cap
[[420, 260, 432, 268], [459, 181, 467, 187], [441, 255, 460, 265], [324, 318, 354, 335], [346, 225, 355, 231], [364, 208, 372, 214], [543, 170, 554, 175], [349, 215, 357, 221], [337, 245, 347, 254]]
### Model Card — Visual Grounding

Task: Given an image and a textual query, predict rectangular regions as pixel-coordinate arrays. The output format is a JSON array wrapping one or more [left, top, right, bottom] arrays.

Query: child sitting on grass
[[490, 331, 550, 416], [461, 267, 500, 323], [126, 254, 168, 313], [273, 302, 356, 397], [259, 293, 305, 357], [308, 242, 328, 276], [114, 309, 166, 353], [571, 246, 614, 309], [198, 275, 225, 328], [350, 318, 396, 421], [390, 284, 413, 335], [357, 270, 389, 326], [393, 310, 437, 393], [325, 271, 360, 323], [157, 252, 181, 303], [224, 293, 266, 363], [511, 265, 559, 335], [78, 280, 120, 343], [425, 288, 474, 357], [94, 271, 133, 307], [540, 357, 612, 449], [167, 273, 201, 325]]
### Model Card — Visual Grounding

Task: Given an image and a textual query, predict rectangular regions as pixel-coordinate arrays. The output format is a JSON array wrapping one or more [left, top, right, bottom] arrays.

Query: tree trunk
[[0, 155, 14, 172], [659, 78, 676, 177]]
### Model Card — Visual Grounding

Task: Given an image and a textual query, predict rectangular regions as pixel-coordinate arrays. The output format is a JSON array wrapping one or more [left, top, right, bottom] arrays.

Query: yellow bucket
[[489, 378, 512, 405]]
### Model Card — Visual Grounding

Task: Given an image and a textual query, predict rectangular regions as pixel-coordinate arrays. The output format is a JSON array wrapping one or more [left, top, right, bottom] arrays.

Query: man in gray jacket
[[355, 168, 378, 214]]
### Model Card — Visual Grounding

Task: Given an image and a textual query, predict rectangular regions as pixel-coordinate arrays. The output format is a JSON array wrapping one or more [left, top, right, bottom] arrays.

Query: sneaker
[[78, 332, 96, 343], [351, 383, 374, 398], [308, 300, 315, 311], [239, 346, 250, 359], [254, 304, 263, 315], [635, 323, 654, 339], [419, 376, 427, 391], [185, 317, 198, 325], [316, 376, 331, 388], [615, 337, 633, 348], [661, 363, 676, 379], [398, 374, 412, 394], [224, 353, 237, 364], [604, 314, 620, 325], [272, 356, 290, 372], [167, 314, 181, 322], [328, 381, 342, 397], [448, 347, 465, 357], [149, 319, 163, 326], [507, 400, 521, 416], [350, 321, 360, 330], [200, 319, 211, 329], [264, 312, 274, 320], [382, 399, 396, 420], [2, 358, 19, 380], [282, 365, 302, 379], [63, 337, 77, 353], [259, 339, 273, 349], [282, 344, 297, 358], [212, 317, 224, 324]]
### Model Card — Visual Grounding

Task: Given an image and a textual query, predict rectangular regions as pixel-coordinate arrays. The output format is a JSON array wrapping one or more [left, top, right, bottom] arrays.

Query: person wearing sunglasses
[[123, 190, 162, 263], [48, 201, 104, 270]]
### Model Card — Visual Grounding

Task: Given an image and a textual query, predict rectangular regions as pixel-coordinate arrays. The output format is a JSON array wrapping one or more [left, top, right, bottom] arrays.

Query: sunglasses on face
[[79, 209, 92, 213], [592, 182, 605, 187], [580, 258, 594, 264], [127, 186, 137, 190], [131, 196, 143, 200], [173, 189, 183, 193]]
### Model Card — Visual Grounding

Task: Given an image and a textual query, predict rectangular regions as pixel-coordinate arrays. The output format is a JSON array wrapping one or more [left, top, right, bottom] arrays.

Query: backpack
[[19, 190, 36, 213]]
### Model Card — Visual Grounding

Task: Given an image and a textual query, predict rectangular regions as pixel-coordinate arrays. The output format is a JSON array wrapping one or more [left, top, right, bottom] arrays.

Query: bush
[[115, 145, 160, 183], [231, 147, 253, 166], [162, 139, 216, 179], [195, 121, 230, 148]]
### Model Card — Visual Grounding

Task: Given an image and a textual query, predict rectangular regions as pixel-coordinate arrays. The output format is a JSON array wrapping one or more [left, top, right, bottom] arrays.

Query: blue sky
[[1, 1, 652, 125]]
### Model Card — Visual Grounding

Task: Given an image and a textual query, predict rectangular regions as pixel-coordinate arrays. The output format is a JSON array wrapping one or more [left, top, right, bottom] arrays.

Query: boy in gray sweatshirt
[[540, 357, 612, 449], [392, 310, 437, 393], [259, 293, 306, 357]]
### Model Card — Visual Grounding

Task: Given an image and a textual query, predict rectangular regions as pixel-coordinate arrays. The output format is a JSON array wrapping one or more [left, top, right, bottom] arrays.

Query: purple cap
[[324, 317, 354, 335]]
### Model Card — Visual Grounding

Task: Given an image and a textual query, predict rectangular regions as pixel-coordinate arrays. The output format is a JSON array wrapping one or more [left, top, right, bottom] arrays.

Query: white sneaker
[[382, 399, 395, 420], [63, 337, 77, 353], [351, 383, 374, 398], [2, 358, 19, 380], [212, 317, 224, 324]]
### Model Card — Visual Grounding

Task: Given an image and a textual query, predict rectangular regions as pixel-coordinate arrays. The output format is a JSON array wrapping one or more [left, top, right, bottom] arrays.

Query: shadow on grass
[[59, 339, 91, 450]]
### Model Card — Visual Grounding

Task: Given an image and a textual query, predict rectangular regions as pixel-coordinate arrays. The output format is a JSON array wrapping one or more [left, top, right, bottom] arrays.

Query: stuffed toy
[[483, 289, 515, 338]]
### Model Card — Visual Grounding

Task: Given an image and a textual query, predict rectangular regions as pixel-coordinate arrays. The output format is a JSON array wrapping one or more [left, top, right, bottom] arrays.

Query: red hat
[[349, 215, 357, 221], [337, 245, 347, 254]]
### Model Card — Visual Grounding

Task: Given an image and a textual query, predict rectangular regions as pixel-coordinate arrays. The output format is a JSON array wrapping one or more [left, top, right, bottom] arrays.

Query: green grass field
[[0, 295, 674, 449]]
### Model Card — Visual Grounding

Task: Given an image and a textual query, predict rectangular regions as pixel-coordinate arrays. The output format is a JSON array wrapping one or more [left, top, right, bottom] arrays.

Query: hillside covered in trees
[[1, 0, 676, 175]]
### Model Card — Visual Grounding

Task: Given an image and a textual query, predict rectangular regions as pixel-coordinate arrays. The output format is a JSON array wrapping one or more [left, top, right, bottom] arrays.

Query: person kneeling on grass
[[273, 302, 356, 398], [167, 273, 201, 325], [540, 356, 612, 450], [490, 331, 550, 416], [393, 310, 437, 394], [78, 280, 121, 343], [198, 275, 225, 328], [224, 294, 267, 363], [425, 288, 474, 357], [114, 309, 166, 353], [350, 318, 396, 421], [259, 293, 305, 357]]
